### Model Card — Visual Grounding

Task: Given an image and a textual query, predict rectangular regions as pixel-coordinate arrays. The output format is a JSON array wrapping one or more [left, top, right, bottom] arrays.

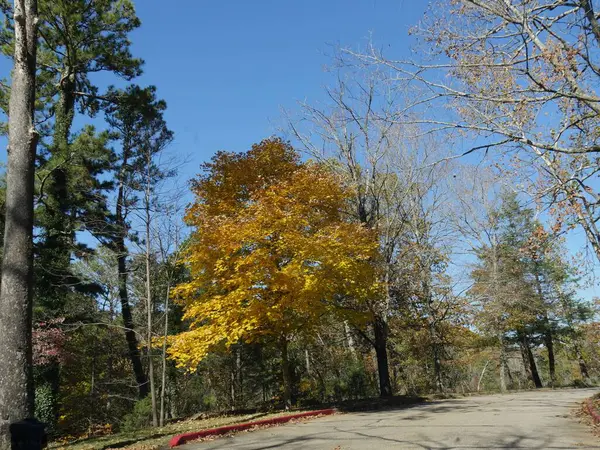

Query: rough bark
[[0, 0, 38, 447], [116, 153, 148, 399], [373, 315, 392, 397]]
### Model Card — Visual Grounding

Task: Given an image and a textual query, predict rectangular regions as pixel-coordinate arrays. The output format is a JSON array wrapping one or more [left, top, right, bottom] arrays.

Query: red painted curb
[[586, 398, 600, 424], [168, 409, 336, 447]]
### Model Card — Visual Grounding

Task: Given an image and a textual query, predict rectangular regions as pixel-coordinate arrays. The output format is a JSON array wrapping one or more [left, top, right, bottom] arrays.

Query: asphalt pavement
[[181, 388, 600, 449]]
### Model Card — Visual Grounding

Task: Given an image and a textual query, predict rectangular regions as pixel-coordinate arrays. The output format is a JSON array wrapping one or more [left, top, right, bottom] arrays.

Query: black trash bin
[[9, 419, 47, 450]]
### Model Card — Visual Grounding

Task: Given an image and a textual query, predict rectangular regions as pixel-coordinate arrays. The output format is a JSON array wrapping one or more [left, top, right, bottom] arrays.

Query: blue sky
[[129, 0, 425, 181]]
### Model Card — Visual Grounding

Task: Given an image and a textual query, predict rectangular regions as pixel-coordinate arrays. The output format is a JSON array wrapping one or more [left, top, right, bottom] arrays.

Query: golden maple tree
[[168, 138, 381, 406]]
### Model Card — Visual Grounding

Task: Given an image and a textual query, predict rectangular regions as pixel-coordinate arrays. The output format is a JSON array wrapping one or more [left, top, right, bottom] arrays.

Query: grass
[[48, 394, 427, 450], [49, 411, 292, 450]]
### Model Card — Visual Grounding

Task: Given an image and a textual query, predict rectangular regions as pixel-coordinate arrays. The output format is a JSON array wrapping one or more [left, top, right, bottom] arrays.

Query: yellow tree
[[168, 139, 381, 407]]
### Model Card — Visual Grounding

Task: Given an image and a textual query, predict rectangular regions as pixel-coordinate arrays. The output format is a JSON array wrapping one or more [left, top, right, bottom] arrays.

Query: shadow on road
[[184, 390, 600, 449]]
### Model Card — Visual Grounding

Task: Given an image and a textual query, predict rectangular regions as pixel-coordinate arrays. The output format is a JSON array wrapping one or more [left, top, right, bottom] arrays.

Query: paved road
[[182, 388, 600, 449]]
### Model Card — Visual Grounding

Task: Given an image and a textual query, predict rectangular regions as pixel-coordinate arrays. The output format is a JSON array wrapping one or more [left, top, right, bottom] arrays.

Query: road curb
[[168, 408, 337, 447], [585, 398, 600, 424]]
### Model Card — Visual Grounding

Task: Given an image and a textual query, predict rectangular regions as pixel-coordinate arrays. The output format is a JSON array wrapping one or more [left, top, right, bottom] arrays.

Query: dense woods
[[0, 0, 599, 446]]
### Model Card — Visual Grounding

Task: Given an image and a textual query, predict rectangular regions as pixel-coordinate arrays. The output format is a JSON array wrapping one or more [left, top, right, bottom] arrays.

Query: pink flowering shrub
[[33, 318, 67, 366]]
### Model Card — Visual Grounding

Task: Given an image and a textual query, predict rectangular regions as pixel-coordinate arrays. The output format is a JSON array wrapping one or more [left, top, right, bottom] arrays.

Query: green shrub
[[346, 367, 370, 399], [35, 383, 56, 433], [121, 397, 153, 432]]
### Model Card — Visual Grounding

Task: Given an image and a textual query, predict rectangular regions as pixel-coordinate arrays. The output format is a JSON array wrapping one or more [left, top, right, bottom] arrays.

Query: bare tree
[[0, 0, 39, 447], [155, 199, 186, 427], [136, 111, 174, 427], [345, 0, 600, 263], [139, 147, 184, 427], [449, 166, 513, 391], [289, 69, 455, 396]]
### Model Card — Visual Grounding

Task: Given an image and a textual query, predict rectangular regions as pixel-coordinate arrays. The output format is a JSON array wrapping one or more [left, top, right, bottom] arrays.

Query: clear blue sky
[[129, 0, 424, 181]]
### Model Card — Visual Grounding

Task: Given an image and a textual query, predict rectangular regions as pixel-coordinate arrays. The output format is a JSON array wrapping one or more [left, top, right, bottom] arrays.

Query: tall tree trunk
[[432, 341, 443, 393], [373, 315, 392, 397], [544, 330, 556, 387], [230, 366, 235, 410], [519, 334, 542, 388], [44, 70, 75, 252], [116, 159, 148, 399], [533, 263, 555, 388], [498, 334, 507, 392], [159, 282, 171, 427], [41, 68, 77, 312], [344, 320, 357, 359], [0, 0, 38, 447], [145, 156, 158, 427], [526, 344, 543, 389], [519, 337, 532, 384], [492, 242, 508, 393], [280, 337, 292, 410]]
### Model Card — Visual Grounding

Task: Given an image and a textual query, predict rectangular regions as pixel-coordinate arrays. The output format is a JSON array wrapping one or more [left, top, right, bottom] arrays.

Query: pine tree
[[33, 0, 142, 311], [104, 85, 173, 401], [471, 192, 590, 389]]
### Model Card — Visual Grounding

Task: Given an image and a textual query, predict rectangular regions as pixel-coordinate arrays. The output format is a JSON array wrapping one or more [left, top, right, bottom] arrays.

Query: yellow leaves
[[168, 139, 381, 371]]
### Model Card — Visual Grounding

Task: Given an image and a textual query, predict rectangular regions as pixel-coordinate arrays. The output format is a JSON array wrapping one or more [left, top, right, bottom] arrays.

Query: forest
[[0, 0, 600, 447]]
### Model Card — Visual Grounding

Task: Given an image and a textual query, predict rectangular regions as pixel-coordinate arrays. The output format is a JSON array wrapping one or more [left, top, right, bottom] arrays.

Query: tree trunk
[[477, 360, 490, 392], [230, 366, 235, 410], [498, 335, 507, 392], [236, 347, 242, 407], [116, 159, 148, 399], [533, 262, 555, 388], [544, 330, 556, 387], [145, 156, 158, 427], [304, 349, 311, 375], [0, 1, 38, 447], [575, 345, 590, 382], [344, 320, 357, 359], [43, 69, 76, 263], [280, 338, 292, 410], [373, 315, 392, 397], [519, 335, 542, 388], [159, 282, 171, 427], [432, 341, 443, 393], [526, 344, 543, 389]]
